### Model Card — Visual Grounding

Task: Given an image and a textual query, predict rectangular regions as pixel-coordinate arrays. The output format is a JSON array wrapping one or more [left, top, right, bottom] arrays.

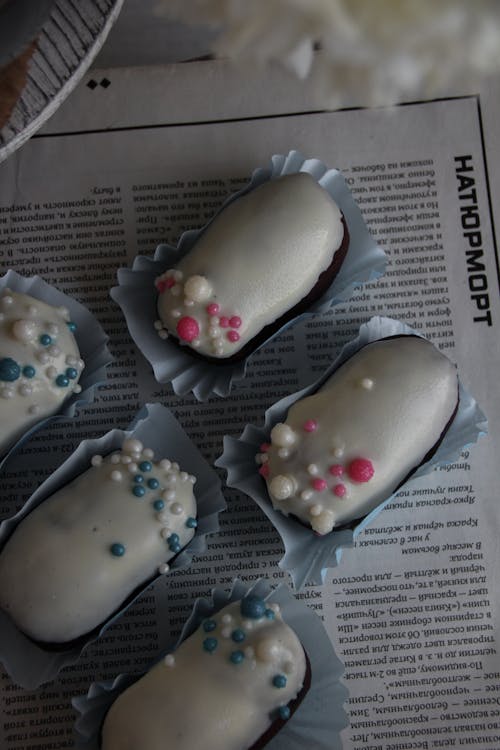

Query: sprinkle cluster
[[0, 289, 83, 411], [163, 597, 296, 721], [89, 438, 197, 572], [154, 270, 243, 356], [257, 402, 376, 534]]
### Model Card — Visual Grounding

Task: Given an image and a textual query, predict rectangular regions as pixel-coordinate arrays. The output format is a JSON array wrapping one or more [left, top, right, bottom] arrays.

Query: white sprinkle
[[143, 448, 154, 459], [57, 306, 69, 319], [154, 320, 164, 330], [47, 323, 59, 335], [37, 351, 49, 364], [184, 298, 194, 307], [46, 366, 58, 378], [270, 423, 297, 448], [160, 459, 172, 471], [188, 475, 196, 484], [158, 513, 170, 524], [73, 384, 82, 394], [332, 445, 344, 458], [158, 330, 168, 340], [221, 613, 233, 625], [48, 345, 60, 357], [307, 463, 319, 476], [208, 327, 220, 339], [310, 504, 323, 517], [121, 455, 131, 464], [180, 471, 188, 482], [19, 384, 32, 397], [2, 295, 13, 307], [110, 454, 121, 464], [170, 502, 183, 515], [111, 470, 123, 482], [127, 463, 139, 474], [171, 462, 180, 472], [28, 304, 38, 316], [173, 270, 183, 282], [221, 626, 232, 639], [78, 359, 85, 369], [242, 620, 254, 631], [12, 319, 37, 343], [1, 388, 14, 399], [163, 490, 176, 502], [91, 455, 103, 466], [164, 653, 175, 667], [172, 309, 182, 318], [123, 438, 143, 455], [360, 377, 374, 390], [209, 316, 219, 325], [66, 355, 78, 367], [300, 489, 313, 501], [277, 448, 290, 459], [160, 527, 172, 539], [268, 602, 280, 614], [158, 563, 170, 575], [269, 475, 296, 500], [192, 339, 201, 348], [167, 474, 178, 485]]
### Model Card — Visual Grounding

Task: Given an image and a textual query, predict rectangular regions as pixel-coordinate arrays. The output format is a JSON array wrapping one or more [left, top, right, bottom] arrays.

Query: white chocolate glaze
[[101, 596, 306, 750], [0, 288, 83, 454], [0, 440, 197, 642], [260, 337, 458, 534], [156, 173, 345, 358]]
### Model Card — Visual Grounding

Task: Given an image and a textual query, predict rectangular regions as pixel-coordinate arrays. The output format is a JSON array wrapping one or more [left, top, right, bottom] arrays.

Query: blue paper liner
[[0, 270, 112, 470], [73, 578, 348, 750], [0, 403, 226, 689], [111, 150, 386, 401], [216, 316, 487, 590]]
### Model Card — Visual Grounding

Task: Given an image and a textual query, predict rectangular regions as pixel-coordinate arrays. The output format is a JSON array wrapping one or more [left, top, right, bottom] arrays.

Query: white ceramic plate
[[0, 0, 124, 165]]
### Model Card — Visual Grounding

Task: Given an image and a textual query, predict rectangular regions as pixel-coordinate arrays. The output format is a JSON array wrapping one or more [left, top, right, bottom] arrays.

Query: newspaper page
[[0, 60, 499, 750]]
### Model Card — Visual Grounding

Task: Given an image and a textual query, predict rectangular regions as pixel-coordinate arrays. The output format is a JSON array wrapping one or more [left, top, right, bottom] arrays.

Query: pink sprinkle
[[229, 316, 241, 329], [328, 464, 344, 477], [333, 483, 346, 497], [177, 316, 200, 342], [219, 316, 229, 328], [155, 279, 167, 293], [206, 303, 220, 315], [227, 330, 240, 343], [259, 464, 270, 478], [260, 443, 271, 453], [311, 478, 327, 491], [348, 457, 374, 483], [165, 277, 176, 288], [303, 419, 318, 433]]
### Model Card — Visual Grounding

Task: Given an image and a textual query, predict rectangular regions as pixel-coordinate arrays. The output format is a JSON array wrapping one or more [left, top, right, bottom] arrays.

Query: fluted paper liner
[[73, 578, 348, 750], [216, 317, 487, 589], [111, 150, 386, 401], [0, 270, 112, 469], [0, 403, 226, 689]]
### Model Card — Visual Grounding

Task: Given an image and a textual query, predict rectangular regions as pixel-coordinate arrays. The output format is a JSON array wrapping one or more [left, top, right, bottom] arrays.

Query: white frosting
[[0, 440, 197, 642], [156, 173, 345, 358], [101, 598, 306, 750], [262, 337, 458, 534], [0, 289, 83, 454]]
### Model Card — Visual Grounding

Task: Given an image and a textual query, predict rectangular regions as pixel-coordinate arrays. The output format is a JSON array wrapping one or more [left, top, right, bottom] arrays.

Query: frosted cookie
[[101, 595, 309, 750], [0, 438, 197, 643], [258, 336, 458, 535], [155, 173, 348, 360], [0, 288, 83, 454]]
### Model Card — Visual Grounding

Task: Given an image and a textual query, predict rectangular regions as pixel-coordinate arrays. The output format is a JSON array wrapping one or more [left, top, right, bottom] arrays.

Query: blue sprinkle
[[110, 543, 125, 557], [0, 358, 21, 382], [153, 499, 164, 511], [169, 541, 181, 553], [230, 650, 245, 665], [147, 478, 159, 490], [169, 533, 180, 544], [39, 334, 52, 346], [278, 706, 291, 720], [273, 674, 287, 689], [265, 608, 275, 620], [203, 637, 218, 653], [22, 365, 36, 379], [67, 321, 77, 332], [133, 474, 144, 483], [231, 628, 245, 643], [132, 485, 146, 498], [66, 367, 78, 379], [55, 374, 69, 387], [203, 619, 217, 632], [139, 461, 152, 472], [185, 517, 197, 529], [240, 595, 267, 620]]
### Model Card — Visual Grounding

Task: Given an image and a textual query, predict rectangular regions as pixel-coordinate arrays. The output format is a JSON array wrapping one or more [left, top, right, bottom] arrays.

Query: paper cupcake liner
[[0, 403, 226, 689], [111, 150, 386, 401], [216, 316, 487, 590], [73, 578, 348, 750], [0, 270, 112, 469]]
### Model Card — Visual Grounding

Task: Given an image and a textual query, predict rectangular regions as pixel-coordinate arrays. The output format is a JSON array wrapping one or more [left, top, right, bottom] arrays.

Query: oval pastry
[[155, 173, 349, 360], [101, 595, 309, 750], [0, 439, 197, 643], [0, 288, 83, 454], [259, 336, 458, 534]]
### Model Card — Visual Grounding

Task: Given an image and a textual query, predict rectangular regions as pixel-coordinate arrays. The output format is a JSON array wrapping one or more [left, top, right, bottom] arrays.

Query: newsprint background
[[0, 60, 499, 749]]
